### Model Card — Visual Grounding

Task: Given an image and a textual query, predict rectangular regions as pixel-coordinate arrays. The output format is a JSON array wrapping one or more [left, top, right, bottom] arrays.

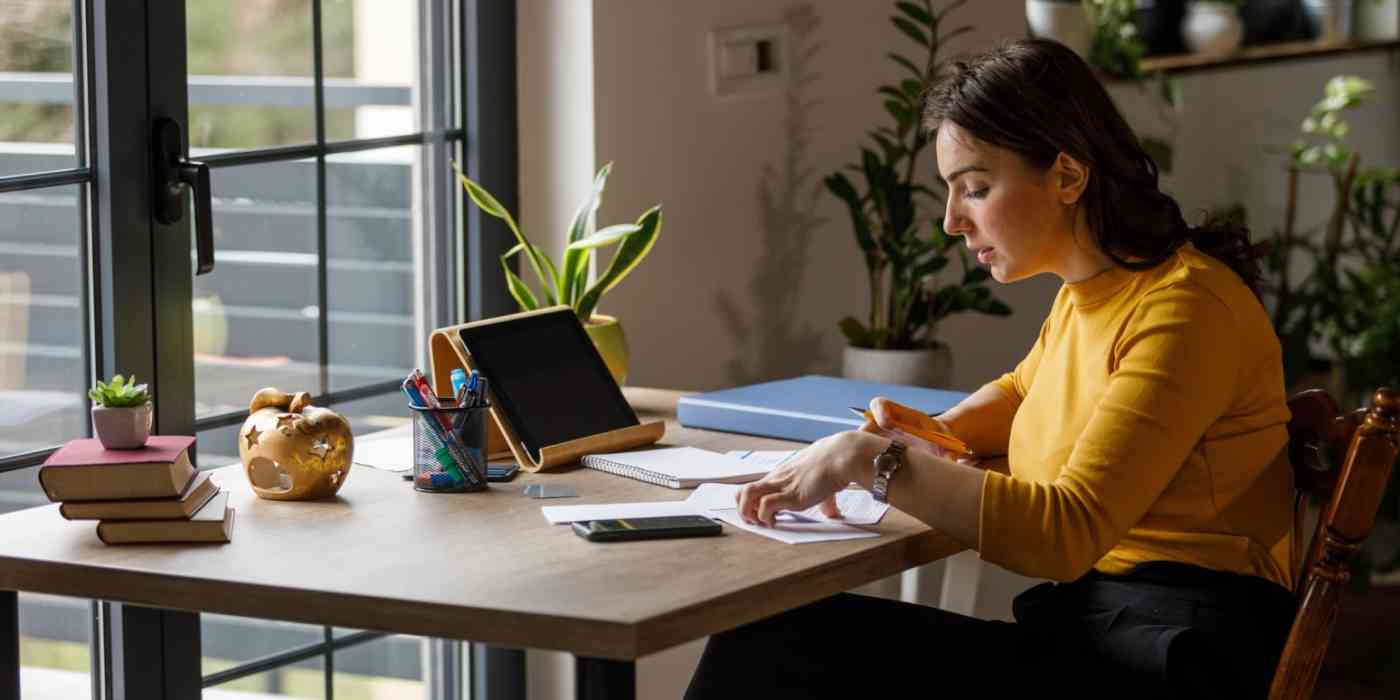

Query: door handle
[[153, 117, 214, 275]]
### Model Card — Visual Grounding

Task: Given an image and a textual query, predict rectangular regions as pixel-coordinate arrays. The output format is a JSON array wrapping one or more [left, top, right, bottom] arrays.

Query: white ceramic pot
[[1355, 0, 1399, 40], [841, 344, 953, 388], [1182, 3, 1244, 57], [1025, 0, 1093, 58], [92, 403, 152, 449]]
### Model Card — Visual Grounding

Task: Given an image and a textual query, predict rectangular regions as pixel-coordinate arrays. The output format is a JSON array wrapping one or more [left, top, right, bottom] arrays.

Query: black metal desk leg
[[576, 656, 634, 700], [107, 604, 200, 700], [470, 644, 525, 700], [2, 591, 17, 700]]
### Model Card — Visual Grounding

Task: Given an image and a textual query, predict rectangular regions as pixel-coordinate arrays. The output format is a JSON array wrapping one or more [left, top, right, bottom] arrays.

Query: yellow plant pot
[[584, 314, 629, 386]]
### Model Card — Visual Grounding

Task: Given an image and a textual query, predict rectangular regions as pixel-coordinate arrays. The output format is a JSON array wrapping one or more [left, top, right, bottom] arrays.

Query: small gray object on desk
[[523, 484, 577, 499]]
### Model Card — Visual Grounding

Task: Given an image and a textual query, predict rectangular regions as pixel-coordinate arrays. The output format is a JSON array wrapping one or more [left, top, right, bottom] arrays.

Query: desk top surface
[[0, 388, 961, 659]]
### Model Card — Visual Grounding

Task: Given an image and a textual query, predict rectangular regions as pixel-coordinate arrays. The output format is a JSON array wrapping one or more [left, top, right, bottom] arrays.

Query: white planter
[[1356, 0, 1399, 40], [1025, 0, 1093, 58], [92, 404, 152, 449], [841, 344, 952, 388], [1183, 3, 1244, 57]]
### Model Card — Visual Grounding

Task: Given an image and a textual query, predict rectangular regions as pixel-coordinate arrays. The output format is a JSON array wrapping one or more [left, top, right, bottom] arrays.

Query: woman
[[685, 39, 1296, 699]]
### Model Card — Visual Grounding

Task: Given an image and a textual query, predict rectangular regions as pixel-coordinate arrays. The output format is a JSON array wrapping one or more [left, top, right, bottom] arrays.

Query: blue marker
[[450, 368, 469, 399]]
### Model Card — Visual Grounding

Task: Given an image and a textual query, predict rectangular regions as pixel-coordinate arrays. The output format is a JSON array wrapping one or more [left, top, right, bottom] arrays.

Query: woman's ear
[[1052, 152, 1090, 205]]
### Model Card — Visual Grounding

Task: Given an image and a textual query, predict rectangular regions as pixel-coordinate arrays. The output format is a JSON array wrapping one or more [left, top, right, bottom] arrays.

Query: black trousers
[[685, 562, 1295, 699]]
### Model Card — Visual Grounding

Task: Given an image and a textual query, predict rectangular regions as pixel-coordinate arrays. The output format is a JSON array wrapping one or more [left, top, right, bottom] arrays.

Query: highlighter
[[849, 406, 971, 457]]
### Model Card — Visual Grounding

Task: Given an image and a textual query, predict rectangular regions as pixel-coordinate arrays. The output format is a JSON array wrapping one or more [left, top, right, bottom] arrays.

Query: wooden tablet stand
[[428, 311, 665, 472]]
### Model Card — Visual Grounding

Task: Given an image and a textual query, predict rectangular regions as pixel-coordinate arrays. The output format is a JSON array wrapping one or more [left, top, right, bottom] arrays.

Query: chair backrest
[[1269, 387, 1400, 700]]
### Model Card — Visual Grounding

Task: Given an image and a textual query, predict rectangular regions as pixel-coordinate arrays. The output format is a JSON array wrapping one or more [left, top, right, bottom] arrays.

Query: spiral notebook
[[580, 446, 770, 489]]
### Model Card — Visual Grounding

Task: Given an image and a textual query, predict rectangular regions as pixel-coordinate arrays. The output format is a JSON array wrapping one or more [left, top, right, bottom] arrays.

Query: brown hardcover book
[[96, 491, 235, 545], [38, 436, 197, 502], [60, 472, 218, 521]]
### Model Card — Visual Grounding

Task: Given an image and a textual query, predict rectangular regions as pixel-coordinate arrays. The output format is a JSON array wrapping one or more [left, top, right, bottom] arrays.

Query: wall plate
[[709, 23, 789, 98]]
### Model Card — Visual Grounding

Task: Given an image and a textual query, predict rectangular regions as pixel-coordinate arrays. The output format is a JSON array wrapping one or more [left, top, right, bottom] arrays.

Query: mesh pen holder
[[410, 402, 490, 493]]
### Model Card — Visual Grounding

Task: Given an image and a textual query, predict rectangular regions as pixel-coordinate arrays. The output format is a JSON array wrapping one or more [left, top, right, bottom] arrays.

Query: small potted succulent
[[88, 374, 153, 449]]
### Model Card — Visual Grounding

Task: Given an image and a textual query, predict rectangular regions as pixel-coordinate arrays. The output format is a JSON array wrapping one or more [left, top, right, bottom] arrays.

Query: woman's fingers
[[819, 494, 842, 519], [756, 490, 797, 527], [869, 397, 898, 431], [738, 477, 782, 524]]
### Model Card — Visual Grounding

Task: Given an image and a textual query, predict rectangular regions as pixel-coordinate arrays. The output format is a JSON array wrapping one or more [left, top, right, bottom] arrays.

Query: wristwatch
[[870, 439, 907, 503]]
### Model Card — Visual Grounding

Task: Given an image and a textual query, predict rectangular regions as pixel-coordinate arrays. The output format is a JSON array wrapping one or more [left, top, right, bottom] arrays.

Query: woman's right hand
[[858, 397, 955, 458]]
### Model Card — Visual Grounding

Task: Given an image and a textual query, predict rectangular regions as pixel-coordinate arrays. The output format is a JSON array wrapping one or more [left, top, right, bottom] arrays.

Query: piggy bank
[[238, 388, 354, 500]]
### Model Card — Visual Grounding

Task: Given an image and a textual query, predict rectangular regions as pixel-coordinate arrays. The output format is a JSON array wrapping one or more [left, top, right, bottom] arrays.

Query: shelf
[[1140, 38, 1400, 75]]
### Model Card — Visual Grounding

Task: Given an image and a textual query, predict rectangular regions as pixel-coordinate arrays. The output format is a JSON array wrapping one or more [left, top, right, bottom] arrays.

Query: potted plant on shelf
[[88, 374, 152, 449], [454, 163, 661, 385], [825, 0, 1011, 388], [1182, 0, 1246, 57]]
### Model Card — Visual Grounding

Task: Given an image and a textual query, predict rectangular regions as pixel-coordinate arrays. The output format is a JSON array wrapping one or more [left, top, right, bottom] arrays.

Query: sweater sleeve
[[989, 313, 1053, 410], [978, 285, 1240, 581]]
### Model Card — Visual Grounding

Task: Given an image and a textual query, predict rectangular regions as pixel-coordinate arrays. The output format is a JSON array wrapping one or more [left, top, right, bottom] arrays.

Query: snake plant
[[454, 162, 662, 323]]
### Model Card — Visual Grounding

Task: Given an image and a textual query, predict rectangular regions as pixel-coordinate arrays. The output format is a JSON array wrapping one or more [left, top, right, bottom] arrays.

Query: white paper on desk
[[707, 509, 880, 545], [353, 426, 413, 472], [725, 450, 798, 470], [541, 500, 703, 525], [685, 483, 890, 526]]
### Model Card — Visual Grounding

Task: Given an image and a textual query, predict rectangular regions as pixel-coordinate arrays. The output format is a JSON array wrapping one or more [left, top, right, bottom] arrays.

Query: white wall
[[591, 0, 1053, 394], [517, 0, 596, 264], [519, 1, 1400, 697]]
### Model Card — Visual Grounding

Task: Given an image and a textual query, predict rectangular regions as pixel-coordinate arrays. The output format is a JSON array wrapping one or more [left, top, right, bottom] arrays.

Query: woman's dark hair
[[923, 39, 1261, 295]]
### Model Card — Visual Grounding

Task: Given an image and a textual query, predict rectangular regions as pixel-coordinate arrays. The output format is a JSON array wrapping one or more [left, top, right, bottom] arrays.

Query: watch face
[[875, 453, 897, 473]]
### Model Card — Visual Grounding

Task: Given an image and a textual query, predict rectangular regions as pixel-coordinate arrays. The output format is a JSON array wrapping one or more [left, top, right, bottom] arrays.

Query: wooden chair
[[1269, 387, 1400, 699]]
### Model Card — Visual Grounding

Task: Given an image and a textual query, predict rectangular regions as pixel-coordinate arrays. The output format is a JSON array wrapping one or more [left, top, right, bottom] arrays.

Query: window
[[1, 1, 515, 697]]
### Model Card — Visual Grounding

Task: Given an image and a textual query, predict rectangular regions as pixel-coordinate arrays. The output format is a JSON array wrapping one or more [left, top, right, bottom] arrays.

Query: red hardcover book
[[39, 436, 198, 502]]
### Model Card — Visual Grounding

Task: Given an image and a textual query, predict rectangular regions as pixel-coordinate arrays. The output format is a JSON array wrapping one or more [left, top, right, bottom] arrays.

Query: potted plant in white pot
[[88, 374, 152, 449], [1182, 0, 1246, 56], [825, 0, 1012, 388], [454, 163, 661, 385]]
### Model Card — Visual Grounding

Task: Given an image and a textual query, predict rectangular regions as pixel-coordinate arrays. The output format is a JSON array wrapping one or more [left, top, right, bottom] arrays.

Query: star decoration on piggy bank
[[238, 388, 355, 500]]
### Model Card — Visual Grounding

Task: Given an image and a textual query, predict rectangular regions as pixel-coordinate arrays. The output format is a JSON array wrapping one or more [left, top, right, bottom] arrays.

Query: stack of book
[[38, 435, 235, 544]]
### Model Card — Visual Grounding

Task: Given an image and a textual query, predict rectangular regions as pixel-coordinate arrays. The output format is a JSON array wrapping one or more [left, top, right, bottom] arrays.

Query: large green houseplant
[[824, 0, 1010, 387], [454, 162, 662, 384], [1262, 75, 1400, 585]]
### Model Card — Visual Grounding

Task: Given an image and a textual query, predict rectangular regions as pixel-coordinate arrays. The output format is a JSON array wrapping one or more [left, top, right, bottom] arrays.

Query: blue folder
[[676, 375, 968, 444]]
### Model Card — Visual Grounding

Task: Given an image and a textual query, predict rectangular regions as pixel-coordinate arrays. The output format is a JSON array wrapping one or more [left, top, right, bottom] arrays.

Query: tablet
[[457, 308, 640, 463]]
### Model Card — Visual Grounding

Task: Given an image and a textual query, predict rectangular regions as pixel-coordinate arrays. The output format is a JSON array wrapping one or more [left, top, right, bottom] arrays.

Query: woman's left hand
[[736, 431, 885, 527]]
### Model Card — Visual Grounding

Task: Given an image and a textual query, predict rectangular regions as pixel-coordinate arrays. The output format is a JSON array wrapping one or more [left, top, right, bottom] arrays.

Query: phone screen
[[573, 515, 722, 541]]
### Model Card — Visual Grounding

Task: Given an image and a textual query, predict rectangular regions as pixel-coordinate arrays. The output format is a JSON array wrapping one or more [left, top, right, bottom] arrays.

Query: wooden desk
[[0, 388, 963, 699]]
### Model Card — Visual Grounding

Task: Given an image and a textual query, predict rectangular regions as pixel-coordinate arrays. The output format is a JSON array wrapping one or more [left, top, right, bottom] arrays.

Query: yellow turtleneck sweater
[[978, 243, 1295, 588]]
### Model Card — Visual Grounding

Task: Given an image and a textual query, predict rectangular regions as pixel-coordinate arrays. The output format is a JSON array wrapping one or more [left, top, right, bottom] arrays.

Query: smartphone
[[572, 515, 723, 542], [486, 463, 519, 482]]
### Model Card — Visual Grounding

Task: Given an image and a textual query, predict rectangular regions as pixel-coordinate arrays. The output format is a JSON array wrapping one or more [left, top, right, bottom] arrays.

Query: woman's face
[[935, 122, 1084, 283]]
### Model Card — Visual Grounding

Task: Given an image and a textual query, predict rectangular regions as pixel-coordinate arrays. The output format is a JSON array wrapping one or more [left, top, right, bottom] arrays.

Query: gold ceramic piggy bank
[[238, 388, 354, 500]]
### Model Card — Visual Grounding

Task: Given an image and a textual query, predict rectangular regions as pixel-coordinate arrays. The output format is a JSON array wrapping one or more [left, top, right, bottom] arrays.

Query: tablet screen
[[458, 309, 639, 461]]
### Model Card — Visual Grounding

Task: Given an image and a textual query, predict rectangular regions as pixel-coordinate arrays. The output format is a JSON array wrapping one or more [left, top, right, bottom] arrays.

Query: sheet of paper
[[707, 509, 879, 545], [725, 449, 798, 470], [541, 500, 702, 525], [353, 426, 413, 472], [685, 483, 889, 526]]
